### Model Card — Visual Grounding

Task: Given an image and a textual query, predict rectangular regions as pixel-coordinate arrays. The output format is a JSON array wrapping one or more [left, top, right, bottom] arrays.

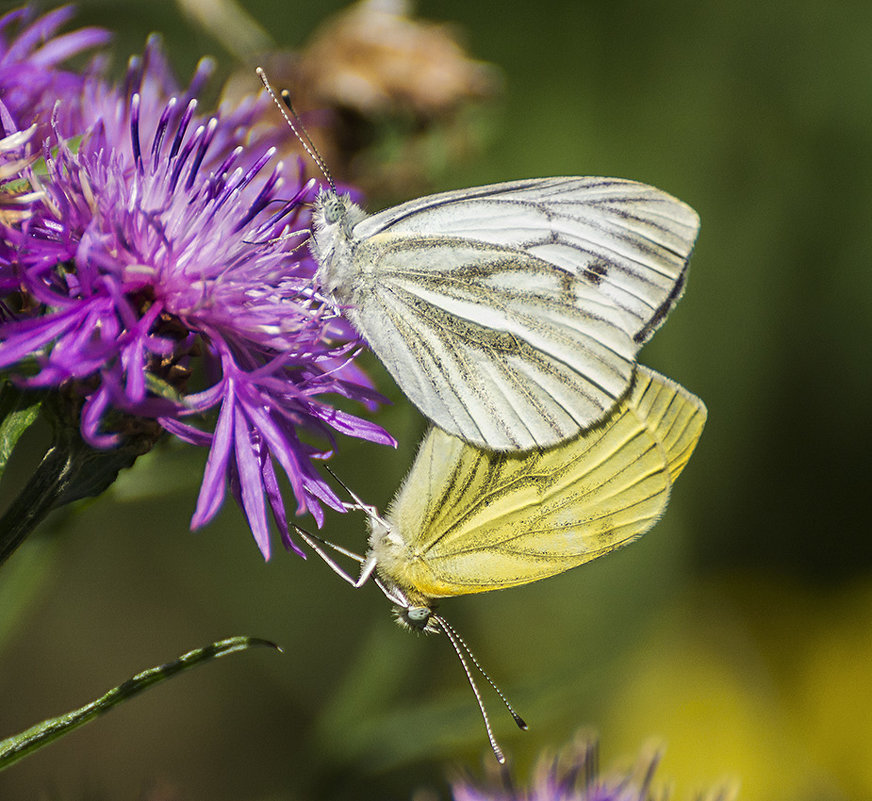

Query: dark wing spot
[[559, 270, 577, 299], [583, 259, 610, 286]]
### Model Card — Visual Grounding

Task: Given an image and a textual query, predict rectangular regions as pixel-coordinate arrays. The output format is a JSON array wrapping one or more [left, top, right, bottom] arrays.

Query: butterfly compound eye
[[404, 606, 432, 630], [323, 196, 345, 225]]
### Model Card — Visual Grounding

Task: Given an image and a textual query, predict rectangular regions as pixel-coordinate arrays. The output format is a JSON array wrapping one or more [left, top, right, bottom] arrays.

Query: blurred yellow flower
[[601, 573, 872, 801]]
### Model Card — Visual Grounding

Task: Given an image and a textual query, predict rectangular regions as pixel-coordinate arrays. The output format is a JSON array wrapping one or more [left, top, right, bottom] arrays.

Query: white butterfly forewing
[[354, 178, 697, 342], [312, 177, 699, 451]]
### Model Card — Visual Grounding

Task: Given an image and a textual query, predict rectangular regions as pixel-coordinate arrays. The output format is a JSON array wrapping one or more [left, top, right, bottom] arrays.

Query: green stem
[[0, 636, 281, 771]]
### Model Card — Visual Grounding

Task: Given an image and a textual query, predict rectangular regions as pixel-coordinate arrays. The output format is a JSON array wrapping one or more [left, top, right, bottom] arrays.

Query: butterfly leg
[[323, 465, 385, 522], [294, 526, 377, 588]]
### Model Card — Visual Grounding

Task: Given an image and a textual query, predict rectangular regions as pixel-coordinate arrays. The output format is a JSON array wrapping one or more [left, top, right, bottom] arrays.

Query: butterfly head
[[368, 518, 442, 634], [310, 188, 367, 286], [317, 190, 348, 226], [391, 600, 441, 633], [312, 188, 366, 231]]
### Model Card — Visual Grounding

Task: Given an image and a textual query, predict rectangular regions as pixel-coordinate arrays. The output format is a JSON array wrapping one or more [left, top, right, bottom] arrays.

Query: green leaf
[[145, 371, 187, 404], [0, 383, 42, 482], [0, 636, 281, 772], [29, 135, 84, 177]]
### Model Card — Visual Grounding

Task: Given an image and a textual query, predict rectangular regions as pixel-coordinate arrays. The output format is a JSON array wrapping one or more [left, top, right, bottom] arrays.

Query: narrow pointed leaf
[[0, 382, 42, 480], [0, 635, 280, 772]]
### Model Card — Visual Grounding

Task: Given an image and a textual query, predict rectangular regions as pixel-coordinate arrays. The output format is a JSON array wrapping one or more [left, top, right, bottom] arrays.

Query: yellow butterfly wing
[[376, 366, 706, 599], [629, 367, 708, 481]]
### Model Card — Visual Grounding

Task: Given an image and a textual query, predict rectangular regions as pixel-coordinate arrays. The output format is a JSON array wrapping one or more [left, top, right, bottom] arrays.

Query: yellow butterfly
[[299, 365, 706, 761]]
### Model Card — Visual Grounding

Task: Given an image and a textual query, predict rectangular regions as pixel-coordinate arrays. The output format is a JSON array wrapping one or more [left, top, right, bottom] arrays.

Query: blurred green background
[[2, 0, 872, 799]]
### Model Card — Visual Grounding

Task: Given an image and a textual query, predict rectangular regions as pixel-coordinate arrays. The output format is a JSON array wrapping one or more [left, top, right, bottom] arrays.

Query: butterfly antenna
[[256, 67, 336, 192], [433, 613, 527, 764], [436, 615, 527, 731]]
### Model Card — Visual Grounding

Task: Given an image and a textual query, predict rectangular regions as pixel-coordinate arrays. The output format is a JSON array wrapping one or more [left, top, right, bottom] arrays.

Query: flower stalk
[[0, 389, 160, 567]]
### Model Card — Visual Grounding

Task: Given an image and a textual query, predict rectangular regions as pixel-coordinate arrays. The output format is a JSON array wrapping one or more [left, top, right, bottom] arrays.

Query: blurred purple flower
[[0, 6, 394, 559], [452, 735, 694, 801], [0, 5, 110, 135]]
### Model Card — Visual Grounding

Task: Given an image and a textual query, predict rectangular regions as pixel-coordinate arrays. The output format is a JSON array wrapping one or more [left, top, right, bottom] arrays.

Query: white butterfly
[[310, 178, 699, 451], [258, 70, 700, 451]]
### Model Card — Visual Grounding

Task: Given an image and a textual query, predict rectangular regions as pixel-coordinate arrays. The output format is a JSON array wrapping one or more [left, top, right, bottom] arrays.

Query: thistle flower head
[[454, 735, 660, 801], [0, 7, 394, 558], [452, 733, 737, 801]]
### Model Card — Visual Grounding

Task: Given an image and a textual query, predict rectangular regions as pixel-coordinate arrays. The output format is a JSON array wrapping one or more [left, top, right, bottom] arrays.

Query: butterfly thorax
[[310, 189, 367, 300], [368, 516, 437, 613], [369, 530, 440, 633]]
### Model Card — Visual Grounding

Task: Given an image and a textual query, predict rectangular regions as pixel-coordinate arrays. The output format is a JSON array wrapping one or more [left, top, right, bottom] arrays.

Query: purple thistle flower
[[0, 10, 394, 559], [0, 5, 110, 136], [451, 735, 679, 801]]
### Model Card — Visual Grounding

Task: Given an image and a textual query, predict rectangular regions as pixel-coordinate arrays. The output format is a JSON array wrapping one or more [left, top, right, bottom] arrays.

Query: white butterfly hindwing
[[342, 235, 637, 450]]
